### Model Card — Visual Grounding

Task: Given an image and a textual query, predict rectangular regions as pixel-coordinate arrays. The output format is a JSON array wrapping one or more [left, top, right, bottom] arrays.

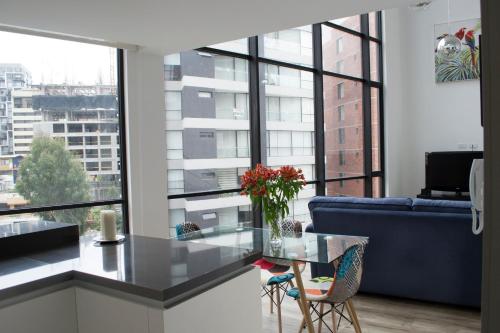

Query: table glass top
[[174, 226, 368, 264]]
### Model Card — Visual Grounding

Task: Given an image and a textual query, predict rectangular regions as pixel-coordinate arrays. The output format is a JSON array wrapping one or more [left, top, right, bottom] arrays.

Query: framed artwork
[[434, 18, 481, 83]]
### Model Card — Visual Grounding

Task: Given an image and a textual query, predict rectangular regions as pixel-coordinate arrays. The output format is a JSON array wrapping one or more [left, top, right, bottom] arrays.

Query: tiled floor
[[262, 290, 481, 333]]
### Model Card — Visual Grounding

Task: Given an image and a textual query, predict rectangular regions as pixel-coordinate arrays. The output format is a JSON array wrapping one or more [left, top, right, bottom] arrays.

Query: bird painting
[[434, 19, 481, 83], [464, 29, 478, 67], [435, 27, 466, 42], [455, 27, 467, 40]]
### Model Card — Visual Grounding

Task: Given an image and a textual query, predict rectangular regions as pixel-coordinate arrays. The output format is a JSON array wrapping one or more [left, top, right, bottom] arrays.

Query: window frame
[[167, 12, 385, 227], [0, 49, 130, 233]]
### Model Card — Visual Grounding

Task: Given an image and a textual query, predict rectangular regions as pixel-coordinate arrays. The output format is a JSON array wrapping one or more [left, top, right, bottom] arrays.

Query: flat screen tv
[[425, 151, 483, 192]]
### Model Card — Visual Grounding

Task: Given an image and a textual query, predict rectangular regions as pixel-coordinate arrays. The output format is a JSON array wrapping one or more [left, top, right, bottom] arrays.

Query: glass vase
[[268, 220, 282, 248]]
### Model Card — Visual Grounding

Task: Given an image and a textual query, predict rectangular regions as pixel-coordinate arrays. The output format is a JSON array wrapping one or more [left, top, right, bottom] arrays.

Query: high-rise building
[[322, 15, 381, 197], [165, 15, 383, 235], [11, 84, 121, 200], [165, 26, 316, 235], [12, 88, 41, 155], [0, 64, 31, 155]]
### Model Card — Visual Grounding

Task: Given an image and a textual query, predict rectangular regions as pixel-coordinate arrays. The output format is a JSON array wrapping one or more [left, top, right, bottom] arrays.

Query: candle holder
[[93, 234, 125, 245]]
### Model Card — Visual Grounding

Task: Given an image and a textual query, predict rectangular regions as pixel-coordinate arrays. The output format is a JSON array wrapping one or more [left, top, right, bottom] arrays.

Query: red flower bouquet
[[240, 164, 306, 243]]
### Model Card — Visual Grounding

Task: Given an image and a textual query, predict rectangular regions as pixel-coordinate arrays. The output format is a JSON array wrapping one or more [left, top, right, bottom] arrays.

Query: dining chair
[[256, 219, 305, 333], [175, 221, 201, 237], [286, 243, 368, 333]]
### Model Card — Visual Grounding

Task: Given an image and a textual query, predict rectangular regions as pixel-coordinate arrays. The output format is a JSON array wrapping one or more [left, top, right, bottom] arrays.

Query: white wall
[[384, 0, 483, 197], [125, 50, 169, 237]]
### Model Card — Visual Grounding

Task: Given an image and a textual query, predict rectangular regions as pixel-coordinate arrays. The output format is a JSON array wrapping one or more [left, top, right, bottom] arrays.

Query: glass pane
[[168, 193, 252, 236], [0, 204, 123, 236], [262, 63, 315, 199], [322, 25, 362, 78], [370, 41, 380, 82], [176, 226, 367, 264], [326, 179, 365, 197], [0, 32, 122, 214], [371, 87, 381, 171], [260, 26, 313, 67], [329, 15, 361, 32], [165, 51, 250, 195], [324, 76, 364, 179], [369, 12, 379, 38], [285, 186, 315, 227], [372, 176, 383, 198], [209, 38, 248, 54]]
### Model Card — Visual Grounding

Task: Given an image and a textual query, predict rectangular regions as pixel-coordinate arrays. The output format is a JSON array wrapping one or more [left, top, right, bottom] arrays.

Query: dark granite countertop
[[0, 234, 261, 305]]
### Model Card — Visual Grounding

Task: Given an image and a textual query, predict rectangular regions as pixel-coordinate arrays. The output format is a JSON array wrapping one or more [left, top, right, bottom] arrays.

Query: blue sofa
[[307, 196, 482, 308]]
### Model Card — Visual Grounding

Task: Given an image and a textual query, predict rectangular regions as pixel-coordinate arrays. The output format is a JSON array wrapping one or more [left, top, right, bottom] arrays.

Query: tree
[[16, 136, 91, 232]]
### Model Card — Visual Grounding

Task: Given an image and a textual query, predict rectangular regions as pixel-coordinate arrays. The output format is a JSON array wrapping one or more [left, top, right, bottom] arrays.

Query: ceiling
[[0, 0, 414, 54]]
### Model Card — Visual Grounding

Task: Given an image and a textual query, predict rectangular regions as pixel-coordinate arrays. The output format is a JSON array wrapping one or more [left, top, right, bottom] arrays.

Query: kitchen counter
[[0, 234, 261, 308]]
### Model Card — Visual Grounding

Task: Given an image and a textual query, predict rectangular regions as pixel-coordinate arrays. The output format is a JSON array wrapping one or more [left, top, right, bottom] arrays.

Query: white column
[[124, 49, 169, 238]]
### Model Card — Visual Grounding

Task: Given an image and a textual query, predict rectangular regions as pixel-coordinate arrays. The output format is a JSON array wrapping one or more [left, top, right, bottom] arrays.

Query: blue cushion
[[267, 273, 294, 285], [412, 199, 472, 214], [175, 224, 183, 237], [287, 287, 300, 300], [308, 196, 412, 212]]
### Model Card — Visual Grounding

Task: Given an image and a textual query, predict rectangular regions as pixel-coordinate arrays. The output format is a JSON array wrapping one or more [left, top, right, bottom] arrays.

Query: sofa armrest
[[305, 223, 314, 233]]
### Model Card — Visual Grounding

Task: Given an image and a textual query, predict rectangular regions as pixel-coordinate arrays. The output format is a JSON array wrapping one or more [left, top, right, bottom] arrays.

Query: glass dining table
[[174, 225, 368, 333]]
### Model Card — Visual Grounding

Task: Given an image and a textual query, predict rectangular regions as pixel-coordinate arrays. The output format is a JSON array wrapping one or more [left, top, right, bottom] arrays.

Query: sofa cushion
[[412, 198, 472, 214], [308, 196, 412, 212]]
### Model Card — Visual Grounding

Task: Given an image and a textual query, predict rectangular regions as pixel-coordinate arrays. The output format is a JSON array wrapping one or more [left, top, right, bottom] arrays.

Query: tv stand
[[417, 189, 470, 201]]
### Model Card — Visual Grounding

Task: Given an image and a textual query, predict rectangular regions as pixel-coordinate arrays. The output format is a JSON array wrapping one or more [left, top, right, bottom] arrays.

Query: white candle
[[100, 210, 117, 241]]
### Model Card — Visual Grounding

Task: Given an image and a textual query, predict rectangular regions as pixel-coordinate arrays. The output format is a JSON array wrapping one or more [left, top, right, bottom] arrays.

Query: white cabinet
[[0, 268, 262, 333], [162, 267, 262, 333], [75, 268, 262, 333], [75, 288, 151, 333], [0, 288, 78, 333]]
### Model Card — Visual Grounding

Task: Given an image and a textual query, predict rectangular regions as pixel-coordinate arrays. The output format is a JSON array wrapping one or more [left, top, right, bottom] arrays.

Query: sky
[[0, 31, 116, 86]]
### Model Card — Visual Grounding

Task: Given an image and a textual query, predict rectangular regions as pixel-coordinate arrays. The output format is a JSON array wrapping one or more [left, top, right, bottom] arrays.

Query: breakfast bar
[[0, 233, 262, 333]]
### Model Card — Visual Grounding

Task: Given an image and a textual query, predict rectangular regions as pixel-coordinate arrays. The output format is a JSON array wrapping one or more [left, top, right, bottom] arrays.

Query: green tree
[[16, 136, 91, 232]]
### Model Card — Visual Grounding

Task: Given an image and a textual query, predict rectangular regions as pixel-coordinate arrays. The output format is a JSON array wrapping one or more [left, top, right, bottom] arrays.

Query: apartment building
[[165, 27, 316, 233], [10, 84, 121, 200], [0, 64, 31, 155], [322, 15, 381, 197], [12, 88, 41, 155]]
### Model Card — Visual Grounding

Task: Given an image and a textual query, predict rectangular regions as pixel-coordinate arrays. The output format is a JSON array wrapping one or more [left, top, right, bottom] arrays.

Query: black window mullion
[[360, 14, 373, 197], [248, 36, 263, 227], [377, 11, 386, 197], [117, 49, 130, 233], [312, 23, 326, 196]]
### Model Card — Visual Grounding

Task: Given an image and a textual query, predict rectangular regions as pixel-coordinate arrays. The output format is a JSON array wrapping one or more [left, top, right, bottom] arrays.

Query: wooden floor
[[262, 291, 481, 333]]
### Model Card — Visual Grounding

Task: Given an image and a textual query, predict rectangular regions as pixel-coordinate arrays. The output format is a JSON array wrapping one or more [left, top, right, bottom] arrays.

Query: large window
[[165, 12, 384, 234], [0, 32, 128, 234]]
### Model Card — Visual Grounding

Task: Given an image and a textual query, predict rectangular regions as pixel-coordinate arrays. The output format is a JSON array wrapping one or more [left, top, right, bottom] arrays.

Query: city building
[[165, 27, 317, 234], [0, 154, 22, 191], [323, 16, 367, 197], [0, 64, 31, 155], [12, 88, 41, 155], [9, 84, 121, 200]]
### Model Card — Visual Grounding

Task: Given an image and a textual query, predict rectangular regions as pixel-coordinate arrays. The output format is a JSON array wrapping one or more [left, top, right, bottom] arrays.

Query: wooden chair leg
[[346, 299, 362, 333], [318, 302, 324, 333], [276, 285, 282, 333], [296, 300, 306, 333], [291, 270, 309, 333], [270, 285, 274, 314], [331, 304, 337, 333], [292, 263, 315, 333]]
